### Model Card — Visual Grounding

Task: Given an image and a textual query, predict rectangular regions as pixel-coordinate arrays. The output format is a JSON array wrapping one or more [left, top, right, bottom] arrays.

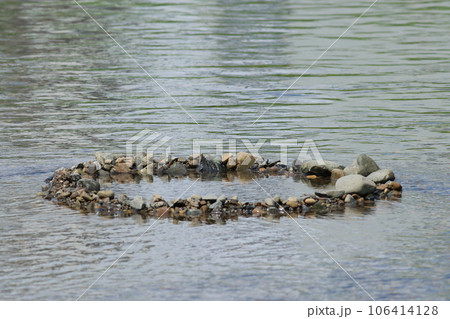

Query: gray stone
[[187, 209, 202, 218], [209, 201, 223, 210], [76, 178, 100, 192], [344, 194, 356, 204], [166, 162, 187, 175], [117, 193, 130, 205], [336, 174, 377, 196], [326, 190, 345, 198], [95, 152, 116, 166], [203, 194, 218, 202], [217, 194, 227, 202], [264, 198, 276, 207], [344, 154, 380, 177], [130, 196, 146, 210], [300, 160, 344, 176], [367, 169, 395, 184]]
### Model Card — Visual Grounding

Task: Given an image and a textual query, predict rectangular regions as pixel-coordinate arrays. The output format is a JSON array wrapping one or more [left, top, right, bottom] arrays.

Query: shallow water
[[0, 0, 449, 300]]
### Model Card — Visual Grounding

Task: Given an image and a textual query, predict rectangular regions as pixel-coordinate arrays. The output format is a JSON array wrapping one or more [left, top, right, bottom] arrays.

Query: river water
[[0, 0, 449, 300]]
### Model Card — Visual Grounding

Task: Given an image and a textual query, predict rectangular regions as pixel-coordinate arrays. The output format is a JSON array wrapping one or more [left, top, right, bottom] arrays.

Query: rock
[[236, 152, 255, 170], [187, 209, 202, 218], [197, 155, 223, 173], [367, 169, 395, 184], [226, 156, 237, 170], [222, 153, 233, 164], [286, 197, 299, 208], [217, 194, 227, 202], [315, 190, 345, 198], [344, 154, 379, 177], [77, 178, 100, 192], [306, 175, 317, 179], [111, 162, 131, 174], [376, 184, 388, 191], [331, 169, 345, 180], [84, 162, 98, 175], [344, 194, 356, 204], [166, 162, 187, 175], [98, 190, 114, 199], [203, 194, 218, 202], [304, 198, 317, 205], [252, 207, 266, 217], [388, 181, 402, 191], [300, 160, 344, 177], [264, 198, 276, 207], [335, 174, 376, 196], [130, 196, 146, 210], [209, 200, 223, 210], [95, 152, 116, 166], [268, 207, 279, 215], [117, 193, 130, 205]]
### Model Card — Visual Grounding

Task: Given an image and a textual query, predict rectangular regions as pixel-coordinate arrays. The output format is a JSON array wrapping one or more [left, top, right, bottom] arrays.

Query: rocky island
[[39, 152, 402, 224]]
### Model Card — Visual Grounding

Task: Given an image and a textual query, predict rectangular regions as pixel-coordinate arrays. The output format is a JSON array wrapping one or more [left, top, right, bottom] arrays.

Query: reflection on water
[[0, 0, 449, 300]]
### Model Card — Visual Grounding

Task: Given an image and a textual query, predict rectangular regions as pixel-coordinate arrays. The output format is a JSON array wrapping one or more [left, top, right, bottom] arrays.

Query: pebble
[[367, 169, 395, 184], [76, 179, 100, 192], [236, 152, 255, 170], [187, 209, 202, 218], [304, 198, 317, 205], [130, 196, 146, 210], [388, 181, 402, 191], [264, 198, 276, 207], [344, 194, 356, 204], [97, 190, 114, 199], [203, 194, 218, 202], [286, 197, 299, 208], [331, 169, 345, 180]]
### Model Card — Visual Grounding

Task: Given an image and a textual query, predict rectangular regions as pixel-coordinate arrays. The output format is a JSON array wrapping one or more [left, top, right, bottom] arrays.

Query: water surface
[[0, 0, 449, 300]]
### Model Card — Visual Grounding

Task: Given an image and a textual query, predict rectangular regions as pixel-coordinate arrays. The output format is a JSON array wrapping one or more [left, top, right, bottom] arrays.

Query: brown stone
[[389, 182, 402, 191], [304, 198, 316, 205], [236, 152, 255, 170], [286, 200, 299, 208], [376, 184, 388, 191], [111, 162, 131, 174], [252, 207, 266, 217], [226, 156, 237, 170], [155, 206, 171, 218], [98, 190, 114, 199], [200, 205, 209, 214], [331, 169, 345, 180], [306, 175, 317, 179]]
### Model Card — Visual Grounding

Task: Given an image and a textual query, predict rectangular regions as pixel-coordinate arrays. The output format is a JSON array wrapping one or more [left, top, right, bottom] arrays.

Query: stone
[[117, 193, 130, 205], [222, 153, 233, 164], [344, 154, 379, 177], [111, 162, 131, 174], [326, 190, 345, 198], [203, 194, 218, 202], [252, 207, 266, 217], [304, 198, 316, 205], [95, 152, 116, 166], [98, 190, 114, 199], [367, 169, 395, 184], [344, 194, 356, 204], [226, 156, 237, 170], [236, 152, 255, 170], [335, 174, 376, 196], [166, 162, 187, 175], [209, 200, 223, 210], [217, 194, 227, 202], [187, 209, 202, 218], [306, 175, 317, 179], [300, 160, 344, 177], [84, 162, 98, 175], [264, 198, 276, 207], [331, 169, 345, 180], [76, 178, 100, 192], [376, 184, 388, 191], [286, 197, 299, 208], [130, 196, 146, 210], [388, 181, 402, 191]]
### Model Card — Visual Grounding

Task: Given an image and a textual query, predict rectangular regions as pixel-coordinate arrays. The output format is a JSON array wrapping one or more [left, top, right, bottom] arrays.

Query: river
[[0, 0, 449, 300]]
